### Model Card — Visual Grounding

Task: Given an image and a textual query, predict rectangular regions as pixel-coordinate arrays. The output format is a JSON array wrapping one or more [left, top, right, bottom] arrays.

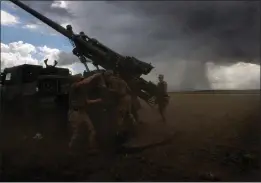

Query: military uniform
[[156, 75, 169, 122], [68, 74, 102, 152], [104, 71, 136, 131]]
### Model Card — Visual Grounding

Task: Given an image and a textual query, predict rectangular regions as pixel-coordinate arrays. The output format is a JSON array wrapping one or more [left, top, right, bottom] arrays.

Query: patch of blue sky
[[1, 24, 70, 49], [1, 4, 72, 52]]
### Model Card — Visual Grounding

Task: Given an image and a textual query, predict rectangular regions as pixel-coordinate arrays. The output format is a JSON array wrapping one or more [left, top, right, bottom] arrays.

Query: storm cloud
[[11, 1, 261, 90], [115, 1, 260, 62]]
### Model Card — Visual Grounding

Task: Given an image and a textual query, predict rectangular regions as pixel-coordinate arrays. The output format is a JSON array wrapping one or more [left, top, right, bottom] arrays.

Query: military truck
[[0, 63, 74, 150]]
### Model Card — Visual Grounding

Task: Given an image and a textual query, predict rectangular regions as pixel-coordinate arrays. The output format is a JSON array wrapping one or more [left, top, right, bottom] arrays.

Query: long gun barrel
[[9, 0, 107, 60], [10, 0, 159, 103]]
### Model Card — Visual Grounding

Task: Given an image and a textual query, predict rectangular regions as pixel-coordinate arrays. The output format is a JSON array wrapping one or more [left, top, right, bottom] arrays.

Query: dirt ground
[[1, 91, 260, 181]]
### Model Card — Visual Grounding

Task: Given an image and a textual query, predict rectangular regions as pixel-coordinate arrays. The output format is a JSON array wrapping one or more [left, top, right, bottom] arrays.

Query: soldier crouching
[[68, 74, 103, 154]]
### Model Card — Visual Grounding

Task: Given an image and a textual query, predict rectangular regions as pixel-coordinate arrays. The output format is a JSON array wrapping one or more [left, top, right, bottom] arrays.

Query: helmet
[[158, 74, 164, 79]]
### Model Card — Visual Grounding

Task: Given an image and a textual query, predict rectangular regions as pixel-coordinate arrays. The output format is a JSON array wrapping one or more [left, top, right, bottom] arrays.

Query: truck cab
[[1, 64, 43, 100]]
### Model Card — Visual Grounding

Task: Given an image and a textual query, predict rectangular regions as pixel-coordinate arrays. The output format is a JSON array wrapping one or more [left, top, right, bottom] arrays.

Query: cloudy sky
[[1, 1, 260, 90]]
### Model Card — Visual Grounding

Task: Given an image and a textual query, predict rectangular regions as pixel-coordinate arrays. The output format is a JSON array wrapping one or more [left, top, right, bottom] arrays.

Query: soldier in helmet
[[68, 73, 103, 154], [102, 70, 136, 134], [156, 74, 169, 122]]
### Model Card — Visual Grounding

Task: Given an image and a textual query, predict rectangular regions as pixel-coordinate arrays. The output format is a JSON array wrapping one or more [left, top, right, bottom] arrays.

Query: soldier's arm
[[74, 78, 89, 87], [86, 98, 103, 104], [85, 93, 103, 104], [75, 73, 102, 87]]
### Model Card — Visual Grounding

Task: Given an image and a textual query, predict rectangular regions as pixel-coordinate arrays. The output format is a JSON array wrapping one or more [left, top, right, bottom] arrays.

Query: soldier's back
[[108, 76, 128, 93]]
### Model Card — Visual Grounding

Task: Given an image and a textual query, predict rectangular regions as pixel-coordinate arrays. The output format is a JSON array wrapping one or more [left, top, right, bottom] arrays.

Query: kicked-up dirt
[[1, 91, 260, 181]]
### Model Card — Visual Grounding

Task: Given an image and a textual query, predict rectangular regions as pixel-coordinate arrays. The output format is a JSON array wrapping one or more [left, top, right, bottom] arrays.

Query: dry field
[[1, 90, 260, 181]]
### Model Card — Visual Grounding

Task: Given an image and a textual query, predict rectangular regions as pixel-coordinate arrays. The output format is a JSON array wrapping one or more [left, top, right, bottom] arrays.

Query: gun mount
[[9, 0, 158, 104]]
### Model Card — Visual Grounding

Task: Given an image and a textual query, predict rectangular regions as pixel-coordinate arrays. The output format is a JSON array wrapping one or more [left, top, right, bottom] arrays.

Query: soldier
[[68, 74, 103, 154], [102, 70, 136, 133], [156, 74, 169, 122]]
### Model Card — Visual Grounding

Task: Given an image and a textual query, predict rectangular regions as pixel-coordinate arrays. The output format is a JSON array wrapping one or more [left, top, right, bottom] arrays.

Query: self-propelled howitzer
[[10, 0, 158, 103]]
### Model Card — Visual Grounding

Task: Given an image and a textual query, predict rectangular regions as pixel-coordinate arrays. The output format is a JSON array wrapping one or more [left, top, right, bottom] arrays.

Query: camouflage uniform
[[156, 74, 169, 122], [68, 74, 102, 152], [103, 71, 136, 131]]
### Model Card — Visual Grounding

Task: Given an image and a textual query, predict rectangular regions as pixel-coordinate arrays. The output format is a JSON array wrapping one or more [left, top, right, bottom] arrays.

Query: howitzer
[[10, 0, 158, 103]]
